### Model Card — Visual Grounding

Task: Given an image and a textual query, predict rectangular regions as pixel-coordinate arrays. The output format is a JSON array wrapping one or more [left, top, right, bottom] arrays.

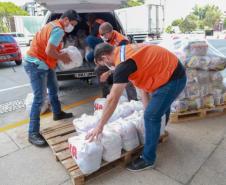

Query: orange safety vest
[[108, 30, 129, 47], [114, 44, 179, 93], [27, 20, 64, 69]]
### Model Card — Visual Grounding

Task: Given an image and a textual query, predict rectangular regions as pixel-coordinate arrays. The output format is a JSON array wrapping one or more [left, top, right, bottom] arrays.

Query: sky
[[1, 0, 226, 25]]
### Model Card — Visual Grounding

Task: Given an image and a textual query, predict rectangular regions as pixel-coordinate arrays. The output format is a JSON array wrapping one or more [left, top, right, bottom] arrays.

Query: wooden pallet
[[41, 122, 169, 185], [170, 104, 226, 123]]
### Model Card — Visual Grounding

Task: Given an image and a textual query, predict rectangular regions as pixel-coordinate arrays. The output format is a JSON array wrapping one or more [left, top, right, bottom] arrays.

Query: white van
[[37, 0, 127, 82]]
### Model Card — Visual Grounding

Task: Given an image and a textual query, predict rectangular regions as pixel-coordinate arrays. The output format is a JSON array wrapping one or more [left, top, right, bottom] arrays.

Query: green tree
[[179, 15, 197, 33], [165, 25, 174, 33], [203, 5, 222, 28], [171, 18, 183, 27], [192, 5, 206, 20], [124, 0, 144, 7], [0, 2, 28, 32], [224, 18, 226, 29]]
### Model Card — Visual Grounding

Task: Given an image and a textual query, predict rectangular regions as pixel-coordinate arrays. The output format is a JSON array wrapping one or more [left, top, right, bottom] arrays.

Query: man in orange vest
[[24, 10, 80, 147], [96, 22, 137, 100], [87, 43, 187, 171], [85, 13, 105, 62]]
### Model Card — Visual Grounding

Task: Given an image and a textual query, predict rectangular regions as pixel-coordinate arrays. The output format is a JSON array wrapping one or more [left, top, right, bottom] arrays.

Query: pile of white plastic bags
[[69, 99, 166, 175]]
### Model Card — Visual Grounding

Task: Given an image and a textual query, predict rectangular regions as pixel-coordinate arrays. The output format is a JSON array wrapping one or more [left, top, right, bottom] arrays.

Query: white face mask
[[64, 23, 74, 33], [105, 62, 115, 71], [100, 35, 108, 42]]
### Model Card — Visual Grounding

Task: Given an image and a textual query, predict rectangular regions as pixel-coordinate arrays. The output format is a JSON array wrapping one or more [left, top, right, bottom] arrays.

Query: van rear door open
[[35, 0, 126, 12]]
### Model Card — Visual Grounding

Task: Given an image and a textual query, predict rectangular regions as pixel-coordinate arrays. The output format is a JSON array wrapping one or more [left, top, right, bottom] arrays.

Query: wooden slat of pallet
[[52, 142, 69, 153], [41, 121, 72, 134], [56, 149, 71, 161], [61, 158, 77, 171], [170, 104, 226, 123], [43, 125, 75, 140], [48, 132, 76, 146]]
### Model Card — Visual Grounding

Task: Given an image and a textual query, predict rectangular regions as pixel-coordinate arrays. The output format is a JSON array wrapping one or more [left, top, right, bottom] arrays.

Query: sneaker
[[28, 133, 47, 147], [126, 157, 155, 172], [53, 111, 73, 121]]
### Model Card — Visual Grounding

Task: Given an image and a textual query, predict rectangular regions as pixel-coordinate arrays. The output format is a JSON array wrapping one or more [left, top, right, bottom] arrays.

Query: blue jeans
[[142, 75, 187, 164], [24, 62, 61, 134], [85, 35, 103, 62]]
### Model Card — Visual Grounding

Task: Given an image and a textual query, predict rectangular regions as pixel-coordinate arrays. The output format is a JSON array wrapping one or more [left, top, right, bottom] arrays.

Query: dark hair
[[86, 13, 96, 23], [94, 43, 114, 62], [61, 9, 80, 21]]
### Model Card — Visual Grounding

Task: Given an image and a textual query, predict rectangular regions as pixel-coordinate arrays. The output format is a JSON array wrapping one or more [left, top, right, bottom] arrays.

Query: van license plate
[[74, 72, 95, 78]]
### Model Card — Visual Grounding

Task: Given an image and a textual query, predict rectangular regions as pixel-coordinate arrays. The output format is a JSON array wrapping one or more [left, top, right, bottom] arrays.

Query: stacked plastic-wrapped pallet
[[162, 39, 226, 113]]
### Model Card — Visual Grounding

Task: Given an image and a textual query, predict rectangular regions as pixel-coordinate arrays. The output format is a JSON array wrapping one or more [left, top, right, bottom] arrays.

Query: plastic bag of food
[[203, 95, 215, 108], [107, 118, 140, 151], [94, 96, 128, 111], [187, 98, 203, 111], [223, 92, 226, 103], [68, 134, 103, 175], [58, 46, 83, 71], [73, 114, 100, 133], [186, 69, 198, 83], [101, 129, 122, 162], [185, 81, 201, 99], [209, 71, 223, 83], [200, 84, 213, 97], [189, 41, 208, 56], [25, 93, 50, 115], [171, 100, 189, 113], [186, 56, 211, 70], [213, 94, 223, 106], [208, 56, 226, 71], [197, 70, 210, 84]]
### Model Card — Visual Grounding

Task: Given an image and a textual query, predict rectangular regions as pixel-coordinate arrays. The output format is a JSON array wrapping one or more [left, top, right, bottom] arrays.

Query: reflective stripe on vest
[[120, 45, 126, 63]]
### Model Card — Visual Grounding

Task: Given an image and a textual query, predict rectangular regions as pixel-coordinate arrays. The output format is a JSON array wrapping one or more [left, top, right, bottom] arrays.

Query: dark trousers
[[95, 66, 138, 100]]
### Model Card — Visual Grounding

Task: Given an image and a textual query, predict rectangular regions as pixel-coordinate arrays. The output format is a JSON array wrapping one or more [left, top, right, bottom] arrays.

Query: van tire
[[15, 60, 22, 65]]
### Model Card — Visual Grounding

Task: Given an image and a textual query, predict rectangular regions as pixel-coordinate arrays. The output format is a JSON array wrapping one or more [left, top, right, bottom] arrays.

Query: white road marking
[[0, 83, 30, 93]]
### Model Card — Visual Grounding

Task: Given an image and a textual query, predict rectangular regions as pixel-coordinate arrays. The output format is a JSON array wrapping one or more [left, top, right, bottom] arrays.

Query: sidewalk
[[0, 103, 226, 185]]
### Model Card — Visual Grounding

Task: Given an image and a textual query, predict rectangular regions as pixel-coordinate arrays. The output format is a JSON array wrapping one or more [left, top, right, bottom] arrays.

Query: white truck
[[115, 4, 165, 42]]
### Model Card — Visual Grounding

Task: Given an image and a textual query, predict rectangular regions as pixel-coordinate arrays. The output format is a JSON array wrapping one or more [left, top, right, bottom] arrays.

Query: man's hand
[[59, 53, 71, 64], [100, 71, 110, 82], [86, 125, 103, 142], [45, 43, 71, 64]]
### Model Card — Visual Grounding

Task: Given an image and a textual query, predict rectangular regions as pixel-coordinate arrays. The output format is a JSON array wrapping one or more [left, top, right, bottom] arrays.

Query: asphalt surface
[[0, 46, 100, 127]]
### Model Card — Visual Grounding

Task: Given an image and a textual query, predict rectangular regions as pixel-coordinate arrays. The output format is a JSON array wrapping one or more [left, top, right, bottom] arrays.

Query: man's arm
[[45, 43, 70, 63], [86, 83, 127, 141], [45, 27, 71, 64], [140, 90, 150, 109]]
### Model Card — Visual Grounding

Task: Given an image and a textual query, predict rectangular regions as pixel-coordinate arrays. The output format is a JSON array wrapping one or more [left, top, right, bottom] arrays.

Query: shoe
[[28, 133, 47, 147], [126, 156, 155, 172], [53, 111, 73, 121]]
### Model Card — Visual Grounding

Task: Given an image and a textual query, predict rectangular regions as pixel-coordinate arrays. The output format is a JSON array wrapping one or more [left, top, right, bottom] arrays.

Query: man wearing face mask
[[24, 9, 80, 147], [96, 22, 137, 100], [87, 43, 186, 172], [85, 14, 105, 63]]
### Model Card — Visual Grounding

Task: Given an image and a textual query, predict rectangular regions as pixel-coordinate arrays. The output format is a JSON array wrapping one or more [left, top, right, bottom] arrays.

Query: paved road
[[0, 45, 100, 127]]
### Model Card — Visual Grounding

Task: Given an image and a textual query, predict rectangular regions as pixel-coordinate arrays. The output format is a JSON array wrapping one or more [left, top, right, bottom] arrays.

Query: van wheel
[[15, 60, 22, 65]]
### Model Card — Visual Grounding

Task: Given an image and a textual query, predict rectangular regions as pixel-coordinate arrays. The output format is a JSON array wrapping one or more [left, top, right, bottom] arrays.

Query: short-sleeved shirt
[[25, 27, 64, 70], [113, 59, 137, 84]]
